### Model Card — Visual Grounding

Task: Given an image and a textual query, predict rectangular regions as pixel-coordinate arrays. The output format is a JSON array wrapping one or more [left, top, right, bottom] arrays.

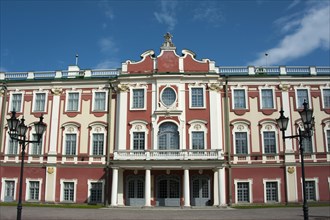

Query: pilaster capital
[[279, 83, 290, 91], [51, 87, 63, 95]]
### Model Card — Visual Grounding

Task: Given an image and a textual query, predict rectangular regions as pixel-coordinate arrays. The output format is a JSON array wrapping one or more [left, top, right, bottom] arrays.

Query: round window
[[161, 87, 176, 106]]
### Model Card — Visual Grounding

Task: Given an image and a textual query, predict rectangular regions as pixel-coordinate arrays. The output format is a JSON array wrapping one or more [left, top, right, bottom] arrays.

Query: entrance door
[[156, 175, 180, 206], [126, 176, 145, 206], [4, 181, 15, 202], [191, 176, 210, 206]]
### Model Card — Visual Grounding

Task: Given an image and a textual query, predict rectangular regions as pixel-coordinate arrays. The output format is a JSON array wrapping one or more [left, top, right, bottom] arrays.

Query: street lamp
[[7, 111, 46, 220], [276, 101, 314, 220]]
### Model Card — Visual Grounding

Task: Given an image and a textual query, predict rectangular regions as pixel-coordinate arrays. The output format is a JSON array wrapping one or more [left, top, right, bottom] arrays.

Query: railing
[[286, 66, 310, 75], [33, 71, 56, 79], [113, 149, 224, 160], [91, 70, 119, 78], [219, 67, 248, 75], [4, 72, 28, 80]]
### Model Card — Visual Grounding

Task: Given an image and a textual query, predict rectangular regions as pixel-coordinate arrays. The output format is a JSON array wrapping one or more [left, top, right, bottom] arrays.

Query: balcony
[[113, 149, 224, 161]]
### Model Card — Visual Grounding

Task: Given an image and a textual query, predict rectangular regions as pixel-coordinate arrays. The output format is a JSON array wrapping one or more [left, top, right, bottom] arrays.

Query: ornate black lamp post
[[276, 101, 314, 220], [7, 111, 46, 220]]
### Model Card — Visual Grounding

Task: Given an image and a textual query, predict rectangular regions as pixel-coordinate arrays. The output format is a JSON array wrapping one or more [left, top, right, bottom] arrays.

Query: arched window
[[158, 122, 179, 150]]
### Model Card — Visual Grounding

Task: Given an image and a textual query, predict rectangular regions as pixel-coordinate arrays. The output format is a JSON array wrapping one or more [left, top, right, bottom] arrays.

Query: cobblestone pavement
[[0, 206, 329, 220]]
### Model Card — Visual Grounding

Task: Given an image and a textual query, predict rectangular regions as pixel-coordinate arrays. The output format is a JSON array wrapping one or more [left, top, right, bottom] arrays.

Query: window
[[93, 92, 106, 111], [237, 182, 250, 203], [302, 137, 313, 154], [192, 131, 204, 149], [10, 93, 23, 112], [90, 182, 103, 203], [65, 134, 76, 155], [161, 87, 176, 107], [29, 181, 40, 201], [305, 181, 316, 201], [322, 88, 330, 109], [264, 131, 276, 154], [132, 89, 144, 109], [327, 130, 330, 152], [66, 92, 80, 111], [191, 88, 204, 108], [233, 89, 246, 109], [265, 182, 278, 202], [297, 89, 309, 108], [7, 138, 18, 155], [33, 93, 46, 112], [261, 89, 274, 109], [158, 122, 179, 150], [92, 134, 104, 155], [235, 132, 248, 154], [31, 134, 42, 155], [63, 182, 74, 202], [133, 132, 145, 150], [1, 178, 17, 202]]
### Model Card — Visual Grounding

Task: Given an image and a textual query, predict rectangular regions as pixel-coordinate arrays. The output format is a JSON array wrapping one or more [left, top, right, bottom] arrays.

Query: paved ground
[[0, 206, 329, 220]]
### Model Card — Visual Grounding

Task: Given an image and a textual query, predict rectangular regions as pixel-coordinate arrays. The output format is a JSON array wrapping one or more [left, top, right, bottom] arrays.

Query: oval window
[[161, 87, 176, 106]]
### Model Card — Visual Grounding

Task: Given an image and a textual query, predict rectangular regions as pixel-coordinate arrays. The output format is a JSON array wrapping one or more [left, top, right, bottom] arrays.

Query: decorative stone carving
[[51, 87, 63, 95], [117, 84, 129, 92], [287, 167, 295, 174], [279, 84, 290, 91], [208, 83, 222, 92]]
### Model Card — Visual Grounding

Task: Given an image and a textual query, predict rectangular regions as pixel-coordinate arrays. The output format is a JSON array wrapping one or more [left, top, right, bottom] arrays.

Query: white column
[[183, 168, 190, 207], [48, 91, 61, 163], [209, 89, 222, 150], [145, 169, 151, 207], [213, 170, 219, 206], [117, 169, 124, 205], [218, 167, 226, 206], [111, 167, 118, 206], [116, 91, 127, 150]]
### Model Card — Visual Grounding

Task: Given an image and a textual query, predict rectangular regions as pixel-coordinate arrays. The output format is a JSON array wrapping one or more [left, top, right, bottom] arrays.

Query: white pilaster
[[213, 170, 219, 206], [117, 91, 127, 150], [183, 168, 190, 207], [117, 169, 124, 205], [218, 167, 226, 206], [145, 169, 151, 207], [111, 167, 118, 206], [48, 92, 61, 163], [45, 167, 56, 202], [209, 89, 222, 150]]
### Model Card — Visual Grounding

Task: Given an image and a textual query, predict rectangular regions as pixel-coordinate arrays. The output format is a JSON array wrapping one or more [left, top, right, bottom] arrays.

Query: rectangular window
[[302, 137, 313, 154], [31, 134, 42, 155], [132, 89, 144, 109], [235, 132, 248, 154], [11, 94, 22, 112], [266, 182, 278, 202], [191, 88, 204, 107], [65, 134, 76, 155], [4, 180, 15, 202], [67, 92, 79, 111], [305, 181, 316, 201], [234, 89, 246, 109], [90, 182, 102, 203], [237, 182, 249, 202], [327, 130, 330, 152], [94, 92, 106, 111], [63, 182, 74, 202], [34, 93, 46, 112], [261, 89, 274, 109], [8, 139, 18, 154], [297, 89, 308, 108], [264, 131, 276, 154], [29, 181, 40, 201], [133, 132, 145, 150], [323, 89, 330, 108], [92, 134, 104, 155], [192, 131, 204, 149]]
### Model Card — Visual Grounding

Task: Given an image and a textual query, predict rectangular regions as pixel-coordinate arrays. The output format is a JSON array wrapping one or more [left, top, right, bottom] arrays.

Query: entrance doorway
[[156, 175, 180, 206], [126, 176, 145, 206], [191, 175, 210, 206]]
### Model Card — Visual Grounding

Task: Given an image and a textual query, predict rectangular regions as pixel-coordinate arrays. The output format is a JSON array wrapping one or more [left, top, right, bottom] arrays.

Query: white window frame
[[32, 90, 48, 112], [234, 179, 253, 204], [260, 122, 279, 163], [188, 120, 207, 150], [25, 178, 43, 202], [160, 86, 177, 108], [88, 123, 107, 164], [28, 125, 45, 163], [301, 178, 319, 201], [60, 179, 78, 203], [188, 84, 206, 109], [297, 122, 316, 161], [9, 91, 24, 113], [294, 86, 311, 109], [62, 124, 79, 163], [259, 86, 276, 109], [129, 120, 148, 150], [92, 89, 108, 112], [130, 85, 147, 111], [65, 90, 81, 112], [324, 120, 330, 161], [231, 86, 248, 110], [5, 133, 19, 162], [232, 122, 251, 163], [87, 179, 105, 204], [320, 85, 330, 109], [1, 178, 18, 202], [263, 179, 281, 203]]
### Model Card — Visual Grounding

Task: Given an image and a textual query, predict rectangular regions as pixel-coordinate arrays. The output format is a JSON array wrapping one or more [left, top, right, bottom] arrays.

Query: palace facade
[[0, 34, 329, 207]]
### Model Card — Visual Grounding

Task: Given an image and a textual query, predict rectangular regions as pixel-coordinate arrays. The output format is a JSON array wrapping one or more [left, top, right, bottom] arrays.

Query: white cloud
[[154, 0, 177, 31], [99, 37, 118, 53], [193, 2, 225, 27], [99, 1, 114, 20], [249, 2, 330, 66], [95, 59, 120, 69], [287, 0, 301, 10]]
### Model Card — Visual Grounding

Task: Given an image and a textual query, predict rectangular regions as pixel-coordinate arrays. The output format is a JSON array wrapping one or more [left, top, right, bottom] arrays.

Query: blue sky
[[0, 0, 329, 72]]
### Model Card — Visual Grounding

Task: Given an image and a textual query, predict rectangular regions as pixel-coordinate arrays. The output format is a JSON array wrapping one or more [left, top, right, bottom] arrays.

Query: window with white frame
[[7, 137, 18, 155], [9, 92, 23, 112], [129, 120, 148, 150], [234, 180, 252, 203], [296, 88, 309, 109], [305, 180, 317, 201], [158, 122, 179, 150], [232, 122, 250, 155], [260, 88, 274, 109], [26, 179, 42, 201], [60, 179, 77, 202], [161, 87, 177, 107], [93, 91, 107, 111], [66, 91, 80, 111], [31, 134, 43, 155], [88, 180, 104, 204], [1, 178, 17, 202], [264, 180, 280, 203], [302, 137, 313, 154], [261, 123, 278, 155], [33, 92, 47, 112], [62, 125, 79, 157], [326, 129, 330, 153], [190, 87, 205, 108], [321, 88, 330, 109], [88, 124, 106, 157], [232, 88, 247, 109], [132, 88, 145, 109], [188, 120, 207, 150], [92, 134, 104, 155]]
